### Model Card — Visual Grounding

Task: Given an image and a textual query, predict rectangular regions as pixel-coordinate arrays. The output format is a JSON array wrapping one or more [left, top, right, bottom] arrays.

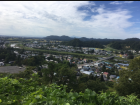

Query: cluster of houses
[[76, 61, 129, 81], [23, 41, 113, 56], [24, 41, 60, 48], [0, 39, 138, 82], [13, 50, 40, 59]]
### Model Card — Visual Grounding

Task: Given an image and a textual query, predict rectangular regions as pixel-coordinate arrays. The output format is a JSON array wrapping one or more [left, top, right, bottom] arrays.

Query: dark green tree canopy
[[115, 56, 140, 98]]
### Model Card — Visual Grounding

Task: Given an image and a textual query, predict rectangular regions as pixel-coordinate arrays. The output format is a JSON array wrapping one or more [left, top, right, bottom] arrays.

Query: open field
[[114, 57, 131, 62], [7, 38, 18, 40], [103, 45, 120, 52], [9, 41, 20, 43], [0, 66, 26, 74]]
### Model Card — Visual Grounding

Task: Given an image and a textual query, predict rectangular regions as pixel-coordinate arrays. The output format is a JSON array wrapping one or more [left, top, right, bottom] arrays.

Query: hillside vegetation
[[0, 76, 140, 105], [61, 39, 104, 48], [110, 38, 140, 50]]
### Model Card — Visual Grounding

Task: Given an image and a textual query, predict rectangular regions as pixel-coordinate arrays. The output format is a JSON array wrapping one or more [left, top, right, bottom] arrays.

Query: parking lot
[[0, 66, 26, 74]]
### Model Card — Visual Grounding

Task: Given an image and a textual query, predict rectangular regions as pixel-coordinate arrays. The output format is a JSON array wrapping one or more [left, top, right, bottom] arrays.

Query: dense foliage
[[0, 48, 17, 63], [115, 56, 140, 98], [22, 55, 45, 66], [110, 38, 140, 50], [0, 76, 140, 105], [45, 35, 121, 45], [61, 39, 104, 48]]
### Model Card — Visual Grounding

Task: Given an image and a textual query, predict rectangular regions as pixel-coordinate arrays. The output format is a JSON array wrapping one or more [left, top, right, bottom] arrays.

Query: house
[[117, 63, 129, 67], [32, 54, 36, 56], [0, 62, 4, 66], [104, 62, 110, 65], [122, 64, 129, 67], [83, 59, 87, 63], [82, 71, 94, 75], [114, 59, 118, 61], [78, 65, 82, 69], [94, 63, 100, 67], [14, 51, 19, 54], [103, 72, 109, 78], [116, 76, 120, 80], [110, 75, 117, 79], [96, 73, 101, 77], [106, 66, 112, 69], [42, 64, 48, 68], [54, 61, 58, 64], [80, 69, 84, 73], [67, 58, 71, 62], [103, 77, 108, 81], [82, 66, 90, 71], [46, 59, 49, 62], [95, 69, 100, 73], [25, 51, 31, 54], [33, 41, 38, 44]]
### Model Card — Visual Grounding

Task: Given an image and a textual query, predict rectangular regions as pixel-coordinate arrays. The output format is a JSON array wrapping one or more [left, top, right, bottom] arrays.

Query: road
[[0, 66, 26, 74], [77, 56, 115, 67]]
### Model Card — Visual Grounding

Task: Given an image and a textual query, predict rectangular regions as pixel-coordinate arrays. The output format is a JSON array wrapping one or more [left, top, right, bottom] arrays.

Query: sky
[[0, 1, 140, 39]]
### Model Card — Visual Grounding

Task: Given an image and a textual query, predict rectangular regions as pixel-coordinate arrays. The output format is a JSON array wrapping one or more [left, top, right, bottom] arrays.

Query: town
[[0, 36, 139, 82], [1, 1, 140, 104]]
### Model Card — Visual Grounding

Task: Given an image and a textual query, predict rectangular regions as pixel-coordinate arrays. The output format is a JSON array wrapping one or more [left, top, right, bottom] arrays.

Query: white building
[[0, 62, 4, 66]]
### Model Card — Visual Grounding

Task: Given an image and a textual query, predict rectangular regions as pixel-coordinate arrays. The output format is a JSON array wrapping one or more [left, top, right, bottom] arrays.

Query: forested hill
[[60, 39, 104, 48], [110, 38, 140, 51], [44, 35, 73, 41], [44, 35, 121, 45]]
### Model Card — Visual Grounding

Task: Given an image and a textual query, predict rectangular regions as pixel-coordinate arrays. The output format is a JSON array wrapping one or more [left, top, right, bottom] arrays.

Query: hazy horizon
[[0, 1, 140, 39]]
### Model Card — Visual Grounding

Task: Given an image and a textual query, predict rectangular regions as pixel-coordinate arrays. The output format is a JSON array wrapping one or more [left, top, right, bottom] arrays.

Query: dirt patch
[[0, 66, 26, 74]]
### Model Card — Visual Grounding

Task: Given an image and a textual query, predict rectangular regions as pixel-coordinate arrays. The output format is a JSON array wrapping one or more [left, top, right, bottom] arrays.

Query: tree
[[115, 56, 140, 98], [102, 65, 106, 72], [87, 79, 107, 93], [128, 55, 134, 59], [115, 51, 118, 54], [100, 74, 104, 82], [42, 62, 58, 84]]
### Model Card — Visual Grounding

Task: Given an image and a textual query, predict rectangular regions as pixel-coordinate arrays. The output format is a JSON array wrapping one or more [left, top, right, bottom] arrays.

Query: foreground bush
[[0, 76, 140, 105]]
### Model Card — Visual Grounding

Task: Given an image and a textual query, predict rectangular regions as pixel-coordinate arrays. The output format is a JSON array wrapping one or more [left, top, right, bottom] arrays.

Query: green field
[[114, 57, 131, 62], [103, 45, 120, 52], [9, 41, 20, 43]]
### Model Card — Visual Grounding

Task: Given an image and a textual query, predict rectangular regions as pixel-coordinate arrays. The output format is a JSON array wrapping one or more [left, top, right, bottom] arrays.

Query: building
[[0, 62, 4, 66], [103, 72, 109, 78]]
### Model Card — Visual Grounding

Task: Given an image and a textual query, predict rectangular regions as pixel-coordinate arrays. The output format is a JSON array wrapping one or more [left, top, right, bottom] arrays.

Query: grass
[[5, 64, 11, 66], [104, 45, 120, 52], [5, 43, 10, 47], [26, 39, 33, 40], [7, 38, 18, 40], [120, 66, 128, 70], [9, 41, 20, 43], [114, 57, 130, 61]]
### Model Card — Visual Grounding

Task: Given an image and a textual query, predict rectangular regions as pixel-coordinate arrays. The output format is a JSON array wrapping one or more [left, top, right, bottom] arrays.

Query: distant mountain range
[[44, 35, 97, 41], [44, 35, 122, 45], [70, 35, 81, 38]]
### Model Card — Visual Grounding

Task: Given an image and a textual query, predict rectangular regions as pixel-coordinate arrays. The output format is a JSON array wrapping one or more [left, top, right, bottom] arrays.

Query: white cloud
[[110, 1, 134, 5], [110, 1, 122, 5], [124, 1, 133, 3], [0, 1, 138, 39]]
